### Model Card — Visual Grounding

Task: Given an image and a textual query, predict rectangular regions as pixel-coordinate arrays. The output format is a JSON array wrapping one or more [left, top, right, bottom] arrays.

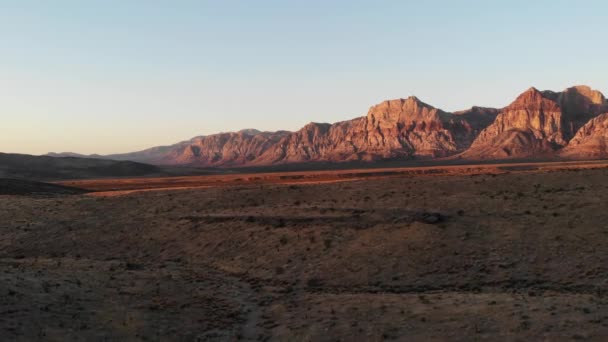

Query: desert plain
[[1, 161, 608, 341]]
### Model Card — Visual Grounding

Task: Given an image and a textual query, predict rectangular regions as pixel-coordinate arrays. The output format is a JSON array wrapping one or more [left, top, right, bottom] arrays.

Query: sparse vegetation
[[2, 164, 608, 340]]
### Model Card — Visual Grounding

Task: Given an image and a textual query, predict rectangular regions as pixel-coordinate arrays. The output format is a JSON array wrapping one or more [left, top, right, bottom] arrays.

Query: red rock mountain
[[461, 85, 608, 159], [97, 97, 498, 166], [48, 85, 608, 166], [250, 97, 498, 164], [104, 130, 290, 166], [560, 113, 608, 159]]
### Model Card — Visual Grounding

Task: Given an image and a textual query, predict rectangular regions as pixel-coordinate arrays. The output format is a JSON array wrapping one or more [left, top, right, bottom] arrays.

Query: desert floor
[[2, 162, 608, 341]]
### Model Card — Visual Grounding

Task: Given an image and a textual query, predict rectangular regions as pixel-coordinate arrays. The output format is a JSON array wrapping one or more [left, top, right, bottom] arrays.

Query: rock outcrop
[[560, 113, 608, 159], [558, 85, 607, 140], [105, 130, 290, 166], [453, 106, 501, 132], [159, 130, 290, 166], [358, 97, 484, 158], [462, 87, 565, 158], [253, 96, 497, 163], [462, 85, 608, 159]]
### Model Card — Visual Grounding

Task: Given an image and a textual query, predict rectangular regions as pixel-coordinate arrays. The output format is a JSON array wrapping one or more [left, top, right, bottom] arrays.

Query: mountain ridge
[[47, 85, 608, 166]]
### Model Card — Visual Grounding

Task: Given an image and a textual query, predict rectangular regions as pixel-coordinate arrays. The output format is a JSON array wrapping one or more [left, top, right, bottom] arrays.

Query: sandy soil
[[2, 163, 608, 340]]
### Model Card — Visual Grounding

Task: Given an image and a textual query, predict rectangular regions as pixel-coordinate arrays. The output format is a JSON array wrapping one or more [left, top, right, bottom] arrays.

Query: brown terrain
[[2, 161, 608, 340], [48, 85, 608, 167]]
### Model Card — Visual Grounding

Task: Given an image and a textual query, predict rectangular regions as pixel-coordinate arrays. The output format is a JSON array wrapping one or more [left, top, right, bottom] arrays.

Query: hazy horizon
[[3, 0, 608, 155]]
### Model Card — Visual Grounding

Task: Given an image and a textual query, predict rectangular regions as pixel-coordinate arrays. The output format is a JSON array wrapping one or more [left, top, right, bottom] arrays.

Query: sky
[[1, 0, 607, 155]]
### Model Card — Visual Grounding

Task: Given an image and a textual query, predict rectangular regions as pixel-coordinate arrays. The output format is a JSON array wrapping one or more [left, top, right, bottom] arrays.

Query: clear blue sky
[[2, 0, 607, 155]]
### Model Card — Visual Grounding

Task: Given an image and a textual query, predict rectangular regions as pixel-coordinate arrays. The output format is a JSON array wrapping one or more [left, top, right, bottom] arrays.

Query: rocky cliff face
[[462, 87, 565, 158], [48, 85, 608, 166], [359, 97, 479, 158], [260, 112, 363, 165], [253, 97, 497, 164], [162, 130, 290, 166], [453, 106, 501, 131], [462, 85, 608, 159], [560, 113, 608, 159], [558, 85, 608, 140], [106, 130, 290, 166]]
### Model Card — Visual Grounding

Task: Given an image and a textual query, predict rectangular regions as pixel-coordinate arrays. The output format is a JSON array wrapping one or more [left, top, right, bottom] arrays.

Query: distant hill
[[0, 178, 88, 195], [0, 153, 163, 181], [46, 152, 104, 158]]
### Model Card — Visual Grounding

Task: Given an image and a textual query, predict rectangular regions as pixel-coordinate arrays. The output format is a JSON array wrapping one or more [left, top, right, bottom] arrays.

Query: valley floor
[[1, 163, 608, 340]]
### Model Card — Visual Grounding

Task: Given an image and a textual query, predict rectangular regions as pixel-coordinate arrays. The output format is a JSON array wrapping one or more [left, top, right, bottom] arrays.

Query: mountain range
[[48, 85, 608, 167]]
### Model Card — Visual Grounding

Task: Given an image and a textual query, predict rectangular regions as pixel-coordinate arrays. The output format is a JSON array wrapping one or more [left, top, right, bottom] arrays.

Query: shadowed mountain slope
[[0, 153, 163, 181], [560, 113, 608, 159]]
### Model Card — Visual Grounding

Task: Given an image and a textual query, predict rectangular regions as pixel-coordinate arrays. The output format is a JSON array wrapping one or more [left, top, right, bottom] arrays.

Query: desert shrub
[[279, 235, 288, 245], [273, 218, 286, 228], [306, 277, 322, 287]]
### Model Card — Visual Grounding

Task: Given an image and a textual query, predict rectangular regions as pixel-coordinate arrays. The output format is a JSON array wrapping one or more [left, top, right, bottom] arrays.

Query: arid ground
[[2, 161, 608, 341]]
